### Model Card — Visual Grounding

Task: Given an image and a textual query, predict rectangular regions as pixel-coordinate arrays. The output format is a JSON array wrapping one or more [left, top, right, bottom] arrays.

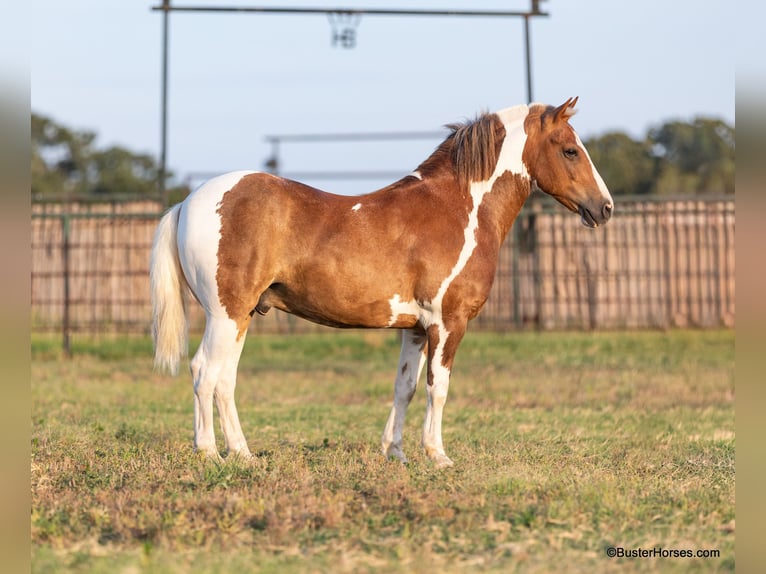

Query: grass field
[[31, 329, 734, 573]]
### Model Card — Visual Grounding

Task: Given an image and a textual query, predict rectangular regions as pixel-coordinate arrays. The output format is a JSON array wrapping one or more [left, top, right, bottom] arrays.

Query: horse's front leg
[[422, 321, 466, 468], [381, 329, 427, 463]]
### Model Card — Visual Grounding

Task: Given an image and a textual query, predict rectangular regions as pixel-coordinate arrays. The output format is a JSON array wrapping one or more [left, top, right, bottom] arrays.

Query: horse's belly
[[261, 283, 420, 330]]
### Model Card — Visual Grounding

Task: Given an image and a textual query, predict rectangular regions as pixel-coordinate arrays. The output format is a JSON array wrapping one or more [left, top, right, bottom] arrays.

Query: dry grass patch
[[32, 330, 734, 572]]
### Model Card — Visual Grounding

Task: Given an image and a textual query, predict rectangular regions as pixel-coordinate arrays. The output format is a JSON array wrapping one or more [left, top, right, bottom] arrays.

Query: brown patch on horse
[[476, 171, 532, 244], [214, 175, 278, 338], [214, 171, 474, 335]]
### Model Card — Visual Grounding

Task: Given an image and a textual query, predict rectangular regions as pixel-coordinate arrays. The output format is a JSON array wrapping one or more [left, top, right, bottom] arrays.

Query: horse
[[150, 97, 613, 468]]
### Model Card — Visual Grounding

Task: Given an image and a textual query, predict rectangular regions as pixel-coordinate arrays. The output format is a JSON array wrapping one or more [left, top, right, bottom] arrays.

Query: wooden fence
[[31, 196, 735, 347]]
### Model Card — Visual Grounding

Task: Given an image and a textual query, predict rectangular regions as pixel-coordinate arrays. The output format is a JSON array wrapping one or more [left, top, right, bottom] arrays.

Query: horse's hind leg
[[214, 330, 252, 458], [381, 329, 427, 463], [190, 316, 249, 460]]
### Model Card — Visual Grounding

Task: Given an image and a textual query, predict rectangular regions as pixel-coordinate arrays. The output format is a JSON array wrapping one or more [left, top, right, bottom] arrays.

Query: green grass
[[31, 330, 735, 573]]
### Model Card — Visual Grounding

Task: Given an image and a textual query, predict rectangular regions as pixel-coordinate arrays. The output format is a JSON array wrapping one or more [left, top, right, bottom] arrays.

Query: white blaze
[[574, 132, 613, 205]]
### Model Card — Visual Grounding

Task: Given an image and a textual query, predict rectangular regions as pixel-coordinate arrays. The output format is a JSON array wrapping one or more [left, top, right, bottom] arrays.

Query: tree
[[31, 113, 189, 202], [31, 113, 97, 197], [89, 146, 160, 196], [648, 118, 735, 194], [584, 117, 734, 195], [584, 132, 657, 195]]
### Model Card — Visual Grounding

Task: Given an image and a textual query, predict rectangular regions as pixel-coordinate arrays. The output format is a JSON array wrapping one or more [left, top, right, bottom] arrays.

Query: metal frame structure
[[152, 1, 549, 202]]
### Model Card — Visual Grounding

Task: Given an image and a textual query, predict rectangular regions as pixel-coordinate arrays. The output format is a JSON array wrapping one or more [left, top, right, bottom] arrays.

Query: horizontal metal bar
[[185, 170, 419, 182], [282, 170, 412, 181], [30, 212, 163, 220], [36, 242, 152, 250], [32, 271, 152, 279], [265, 131, 445, 143], [152, 5, 549, 18], [188, 170, 412, 182], [31, 300, 152, 306]]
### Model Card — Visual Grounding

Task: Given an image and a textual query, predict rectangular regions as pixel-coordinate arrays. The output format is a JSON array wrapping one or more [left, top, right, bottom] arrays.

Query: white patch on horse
[[179, 170, 257, 313], [351, 203, 362, 212], [425, 107, 531, 372], [495, 105, 532, 177], [387, 294, 420, 327], [574, 132, 613, 204], [409, 170, 423, 180]]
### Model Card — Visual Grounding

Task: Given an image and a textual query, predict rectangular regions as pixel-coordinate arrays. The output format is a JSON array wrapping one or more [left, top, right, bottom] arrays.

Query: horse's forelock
[[448, 113, 505, 189]]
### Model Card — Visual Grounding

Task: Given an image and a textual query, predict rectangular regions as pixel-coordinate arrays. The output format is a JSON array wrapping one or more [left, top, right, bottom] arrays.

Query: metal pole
[[62, 215, 71, 358], [159, 0, 170, 205], [265, 139, 280, 175], [523, 14, 533, 103]]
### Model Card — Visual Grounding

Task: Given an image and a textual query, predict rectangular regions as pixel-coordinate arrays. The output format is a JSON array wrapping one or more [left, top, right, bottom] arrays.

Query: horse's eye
[[564, 148, 578, 159]]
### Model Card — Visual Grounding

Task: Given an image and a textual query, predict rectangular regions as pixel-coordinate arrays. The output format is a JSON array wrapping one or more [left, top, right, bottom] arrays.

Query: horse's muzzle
[[578, 200, 613, 228]]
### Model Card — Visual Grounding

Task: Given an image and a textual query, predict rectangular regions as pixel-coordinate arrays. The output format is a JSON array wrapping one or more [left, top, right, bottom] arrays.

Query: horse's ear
[[553, 96, 579, 123]]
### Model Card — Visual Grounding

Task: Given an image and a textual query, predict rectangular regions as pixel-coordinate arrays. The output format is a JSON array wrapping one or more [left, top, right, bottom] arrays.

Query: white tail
[[150, 204, 188, 375]]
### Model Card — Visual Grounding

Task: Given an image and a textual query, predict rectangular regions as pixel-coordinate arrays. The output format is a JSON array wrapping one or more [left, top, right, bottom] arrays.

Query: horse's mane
[[416, 112, 505, 190]]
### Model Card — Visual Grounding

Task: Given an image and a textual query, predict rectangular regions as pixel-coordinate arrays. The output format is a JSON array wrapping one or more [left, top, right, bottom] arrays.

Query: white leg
[[190, 317, 244, 461], [214, 333, 252, 458], [423, 376, 452, 468], [191, 352, 220, 460], [381, 329, 427, 463], [422, 323, 465, 468]]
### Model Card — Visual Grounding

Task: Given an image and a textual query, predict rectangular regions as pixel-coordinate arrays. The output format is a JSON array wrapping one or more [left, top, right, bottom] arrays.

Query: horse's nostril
[[602, 202, 613, 219]]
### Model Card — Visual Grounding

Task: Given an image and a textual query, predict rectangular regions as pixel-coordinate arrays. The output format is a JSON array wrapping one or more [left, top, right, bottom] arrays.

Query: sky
[[28, 0, 741, 196]]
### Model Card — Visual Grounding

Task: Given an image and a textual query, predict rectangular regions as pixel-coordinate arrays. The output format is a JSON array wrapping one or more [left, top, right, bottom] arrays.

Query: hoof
[[383, 444, 409, 464], [226, 449, 254, 462], [195, 448, 224, 465], [424, 447, 454, 468], [432, 454, 454, 469]]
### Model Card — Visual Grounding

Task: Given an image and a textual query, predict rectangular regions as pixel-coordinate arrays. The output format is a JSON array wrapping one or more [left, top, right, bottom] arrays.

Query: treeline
[[31, 113, 190, 203], [584, 117, 734, 195], [32, 112, 734, 201]]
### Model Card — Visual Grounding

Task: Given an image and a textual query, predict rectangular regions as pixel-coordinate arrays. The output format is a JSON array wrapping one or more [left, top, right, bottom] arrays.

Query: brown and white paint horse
[[151, 98, 613, 467]]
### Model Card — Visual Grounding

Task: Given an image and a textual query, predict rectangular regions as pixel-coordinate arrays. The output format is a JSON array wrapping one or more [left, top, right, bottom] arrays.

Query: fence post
[[62, 214, 72, 357], [511, 222, 521, 328]]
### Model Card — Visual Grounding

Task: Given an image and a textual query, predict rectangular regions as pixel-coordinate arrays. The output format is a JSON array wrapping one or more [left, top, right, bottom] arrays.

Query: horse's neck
[[376, 107, 532, 243], [468, 170, 531, 250]]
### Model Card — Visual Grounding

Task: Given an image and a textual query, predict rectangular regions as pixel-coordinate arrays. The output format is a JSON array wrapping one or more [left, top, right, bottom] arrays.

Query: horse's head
[[523, 97, 613, 227]]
